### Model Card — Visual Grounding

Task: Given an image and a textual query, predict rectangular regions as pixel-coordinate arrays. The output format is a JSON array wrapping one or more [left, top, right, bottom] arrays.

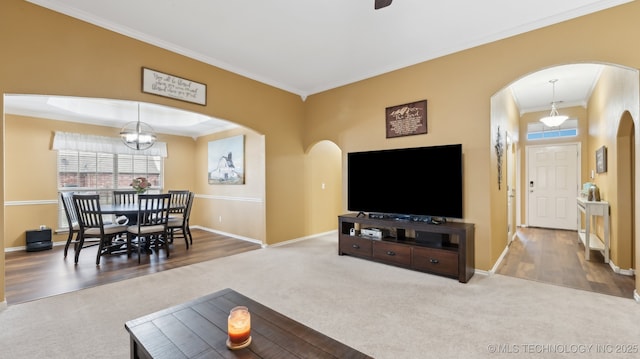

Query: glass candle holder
[[227, 306, 251, 349]]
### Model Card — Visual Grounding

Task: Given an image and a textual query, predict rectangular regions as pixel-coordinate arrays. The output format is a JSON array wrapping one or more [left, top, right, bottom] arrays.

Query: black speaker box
[[26, 229, 53, 252], [415, 231, 449, 247]]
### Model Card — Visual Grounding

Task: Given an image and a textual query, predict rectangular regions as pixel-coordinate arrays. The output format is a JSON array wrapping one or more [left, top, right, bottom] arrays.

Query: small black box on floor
[[415, 231, 449, 247], [26, 228, 53, 252]]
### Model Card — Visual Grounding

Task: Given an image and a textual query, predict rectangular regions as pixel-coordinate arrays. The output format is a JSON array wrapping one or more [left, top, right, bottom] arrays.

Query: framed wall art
[[385, 99, 427, 138], [596, 145, 607, 173], [208, 135, 245, 185], [142, 67, 207, 105]]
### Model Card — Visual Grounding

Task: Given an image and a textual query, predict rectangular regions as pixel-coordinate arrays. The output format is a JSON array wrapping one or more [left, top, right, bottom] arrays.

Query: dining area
[[60, 186, 194, 266]]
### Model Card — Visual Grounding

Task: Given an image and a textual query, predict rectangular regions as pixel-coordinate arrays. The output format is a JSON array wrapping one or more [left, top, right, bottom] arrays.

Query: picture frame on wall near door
[[596, 146, 607, 173]]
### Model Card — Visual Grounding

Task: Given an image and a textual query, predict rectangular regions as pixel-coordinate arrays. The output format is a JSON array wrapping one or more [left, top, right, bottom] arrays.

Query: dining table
[[100, 203, 144, 226], [97, 201, 184, 256], [100, 202, 185, 214], [100, 202, 185, 225], [100, 203, 144, 215]]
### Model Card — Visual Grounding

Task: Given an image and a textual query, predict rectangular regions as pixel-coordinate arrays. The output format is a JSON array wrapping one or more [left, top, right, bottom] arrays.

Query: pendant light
[[539, 79, 568, 127], [120, 103, 157, 150]]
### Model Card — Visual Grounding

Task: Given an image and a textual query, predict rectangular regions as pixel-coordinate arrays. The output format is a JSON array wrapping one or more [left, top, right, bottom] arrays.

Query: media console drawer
[[339, 235, 373, 257], [412, 246, 458, 277], [372, 241, 411, 266]]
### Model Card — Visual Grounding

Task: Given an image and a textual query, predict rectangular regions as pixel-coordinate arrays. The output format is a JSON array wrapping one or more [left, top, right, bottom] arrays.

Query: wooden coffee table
[[125, 288, 372, 358]]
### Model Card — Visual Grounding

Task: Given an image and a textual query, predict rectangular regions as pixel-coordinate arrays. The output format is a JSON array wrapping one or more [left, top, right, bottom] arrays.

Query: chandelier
[[539, 79, 568, 127], [120, 103, 157, 150]]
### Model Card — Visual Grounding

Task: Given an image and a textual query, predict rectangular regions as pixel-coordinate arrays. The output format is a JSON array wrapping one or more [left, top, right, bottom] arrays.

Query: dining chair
[[168, 190, 190, 217], [168, 191, 194, 249], [113, 190, 138, 225], [60, 192, 81, 258], [72, 194, 129, 265], [126, 193, 172, 263]]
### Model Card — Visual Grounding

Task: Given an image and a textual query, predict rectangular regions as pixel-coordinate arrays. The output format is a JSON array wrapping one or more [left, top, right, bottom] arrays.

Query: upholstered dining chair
[[72, 194, 128, 265], [168, 191, 194, 249], [60, 191, 81, 258], [126, 193, 171, 263]]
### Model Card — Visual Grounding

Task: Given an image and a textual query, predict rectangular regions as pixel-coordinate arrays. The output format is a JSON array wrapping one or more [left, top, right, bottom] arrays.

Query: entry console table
[[338, 213, 475, 283], [576, 197, 610, 262], [125, 288, 371, 359]]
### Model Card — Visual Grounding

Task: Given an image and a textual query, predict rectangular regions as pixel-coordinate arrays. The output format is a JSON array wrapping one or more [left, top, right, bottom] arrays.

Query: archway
[[3, 94, 268, 248], [615, 111, 635, 274], [304, 140, 342, 234], [492, 62, 639, 298]]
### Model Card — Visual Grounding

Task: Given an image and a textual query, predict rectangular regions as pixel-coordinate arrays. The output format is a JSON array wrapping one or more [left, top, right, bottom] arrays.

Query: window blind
[[52, 131, 167, 157]]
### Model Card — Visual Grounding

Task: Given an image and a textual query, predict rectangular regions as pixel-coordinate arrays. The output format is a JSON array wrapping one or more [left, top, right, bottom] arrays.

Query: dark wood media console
[[338, 213, 475, 283]]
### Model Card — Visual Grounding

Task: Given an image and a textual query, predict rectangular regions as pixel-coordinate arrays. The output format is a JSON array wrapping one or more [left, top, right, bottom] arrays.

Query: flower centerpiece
[[130, 177, 151, 194]]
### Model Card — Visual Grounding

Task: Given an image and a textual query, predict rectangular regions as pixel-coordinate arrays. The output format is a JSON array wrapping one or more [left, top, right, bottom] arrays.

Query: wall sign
[[142, 67, 207, 105], [385, 100, 427, 138]]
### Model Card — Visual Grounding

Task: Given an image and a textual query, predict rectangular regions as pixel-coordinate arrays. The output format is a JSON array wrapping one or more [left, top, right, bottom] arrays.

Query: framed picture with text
[[385, 100, 427, 138]]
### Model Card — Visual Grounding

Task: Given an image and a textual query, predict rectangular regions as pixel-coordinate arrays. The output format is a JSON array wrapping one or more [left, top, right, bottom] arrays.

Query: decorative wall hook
[[495, 126, 504, 190]]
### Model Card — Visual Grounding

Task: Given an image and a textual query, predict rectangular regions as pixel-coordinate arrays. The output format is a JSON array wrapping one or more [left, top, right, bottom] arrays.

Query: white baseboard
[[190, 225, 264, 247], [266, 229, 338, 247], [607, 260, 635, 276], [190, 226, 337, 248]]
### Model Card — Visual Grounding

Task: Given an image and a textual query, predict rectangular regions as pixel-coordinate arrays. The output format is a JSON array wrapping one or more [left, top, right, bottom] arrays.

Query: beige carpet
[[1, 232, 639, 358]]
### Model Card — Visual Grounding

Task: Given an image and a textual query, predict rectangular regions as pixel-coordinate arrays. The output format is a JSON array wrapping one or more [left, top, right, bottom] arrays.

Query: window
[[57, 150, 163, 229], [527, 118, 578, 140]]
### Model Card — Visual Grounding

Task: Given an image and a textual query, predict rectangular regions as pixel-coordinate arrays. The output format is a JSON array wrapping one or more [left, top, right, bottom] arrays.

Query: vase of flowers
[[130, 177, 151, 194]]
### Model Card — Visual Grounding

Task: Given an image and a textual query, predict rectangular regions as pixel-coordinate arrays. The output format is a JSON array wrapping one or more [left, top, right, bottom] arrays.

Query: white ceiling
[[6, 0, 629, 137]]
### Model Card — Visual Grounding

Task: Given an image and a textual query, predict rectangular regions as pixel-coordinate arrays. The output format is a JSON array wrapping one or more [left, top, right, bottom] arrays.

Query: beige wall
[[3, 0, 640, 302], [491, 86, 521, 262], [586, 65, 640, 270], [193, 128, 266, 242]]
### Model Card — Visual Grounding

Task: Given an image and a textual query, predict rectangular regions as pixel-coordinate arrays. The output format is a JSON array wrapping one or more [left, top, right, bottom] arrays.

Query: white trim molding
[[5, 200, 58, 206], [195, 194, 263, 203]]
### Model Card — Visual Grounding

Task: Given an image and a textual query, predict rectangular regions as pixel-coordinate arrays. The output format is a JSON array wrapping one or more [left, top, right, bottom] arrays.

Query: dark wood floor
[[4, 229, 261, 305], [497, 227, 636, 299]]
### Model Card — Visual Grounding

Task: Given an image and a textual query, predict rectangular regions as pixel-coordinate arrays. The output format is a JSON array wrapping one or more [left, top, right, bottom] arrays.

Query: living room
[[2, 1, 640, 357]]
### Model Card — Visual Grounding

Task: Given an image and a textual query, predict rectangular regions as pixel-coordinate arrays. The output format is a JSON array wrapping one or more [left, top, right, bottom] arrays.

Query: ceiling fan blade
[[375, 0, 393, 10]]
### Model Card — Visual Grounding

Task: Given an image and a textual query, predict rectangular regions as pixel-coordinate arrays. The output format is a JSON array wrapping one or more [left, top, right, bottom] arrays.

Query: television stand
[[338, 213, 474, 283]]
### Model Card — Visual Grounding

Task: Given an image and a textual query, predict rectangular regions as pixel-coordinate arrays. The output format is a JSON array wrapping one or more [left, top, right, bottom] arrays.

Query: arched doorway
[[616, 111, 635, 274], [304, 140, 342, 234], [493, 63, 639, 298]]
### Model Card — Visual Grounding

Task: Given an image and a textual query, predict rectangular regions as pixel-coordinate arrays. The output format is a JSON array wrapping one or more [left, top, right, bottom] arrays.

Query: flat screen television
[[347, 144, 463, 219]]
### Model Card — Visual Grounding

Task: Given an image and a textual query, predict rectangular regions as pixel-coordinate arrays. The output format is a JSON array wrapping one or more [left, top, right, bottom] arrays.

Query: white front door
[[527, 143, 579, 230]]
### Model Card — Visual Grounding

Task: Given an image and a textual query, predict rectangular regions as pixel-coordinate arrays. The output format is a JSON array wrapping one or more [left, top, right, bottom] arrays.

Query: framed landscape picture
[[596, 146, 607, 173], [208, 135, 245, 184]]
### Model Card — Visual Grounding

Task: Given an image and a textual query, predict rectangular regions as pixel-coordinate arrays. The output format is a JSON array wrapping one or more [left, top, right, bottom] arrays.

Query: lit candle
[[227, 306, 251, 346]]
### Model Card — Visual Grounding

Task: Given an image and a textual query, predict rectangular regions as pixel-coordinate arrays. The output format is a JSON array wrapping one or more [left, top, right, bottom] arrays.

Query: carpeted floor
[[1, 232, 639, 358]]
